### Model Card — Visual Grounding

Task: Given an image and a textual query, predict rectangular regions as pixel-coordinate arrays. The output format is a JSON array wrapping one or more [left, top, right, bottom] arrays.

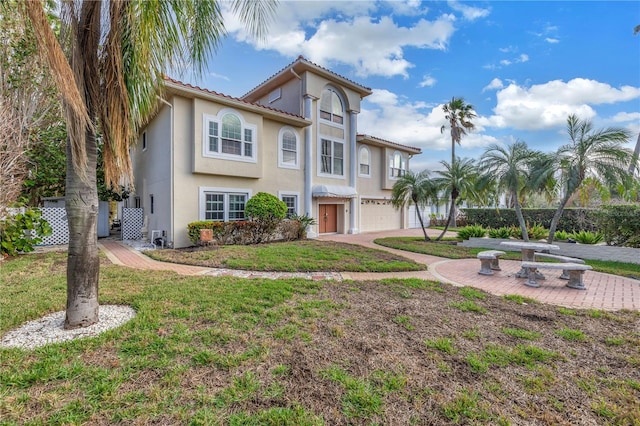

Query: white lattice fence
[[39, 208, 69, 245], [122, 208, 144, 240]]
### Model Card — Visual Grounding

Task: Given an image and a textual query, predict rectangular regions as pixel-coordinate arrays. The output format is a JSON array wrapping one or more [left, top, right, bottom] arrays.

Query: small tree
[[391, 170, 437, 242], [244, 192, 287, 243]]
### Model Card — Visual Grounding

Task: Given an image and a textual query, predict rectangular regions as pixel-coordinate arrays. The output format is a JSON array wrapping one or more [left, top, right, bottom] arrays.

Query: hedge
[[593, 204, 640, 247], [461, 208, 599, 232], [187, 219, 301, 246]]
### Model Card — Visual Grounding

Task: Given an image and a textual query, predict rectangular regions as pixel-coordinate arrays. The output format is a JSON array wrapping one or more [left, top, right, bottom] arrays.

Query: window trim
[[318, 138, 345, 178], [358, 146, 371, 178], [202, 109, 257, 163], [278, 191, 300, 218], [278, 127, 300, 170], [199, 186, 253, 222]]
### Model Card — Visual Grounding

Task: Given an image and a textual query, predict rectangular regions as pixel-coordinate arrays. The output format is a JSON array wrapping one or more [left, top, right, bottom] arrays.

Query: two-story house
[[131, 56, 421, 248]]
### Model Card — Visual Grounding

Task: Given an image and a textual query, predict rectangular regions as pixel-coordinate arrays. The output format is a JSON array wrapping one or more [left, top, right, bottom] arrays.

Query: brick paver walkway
[[100, 229, 639, 311]]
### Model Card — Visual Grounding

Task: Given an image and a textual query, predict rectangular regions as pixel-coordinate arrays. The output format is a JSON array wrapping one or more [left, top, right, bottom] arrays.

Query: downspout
[[304, 94, 315, 237], [348, 111, 358, 234], [157, 96, 174, 247]]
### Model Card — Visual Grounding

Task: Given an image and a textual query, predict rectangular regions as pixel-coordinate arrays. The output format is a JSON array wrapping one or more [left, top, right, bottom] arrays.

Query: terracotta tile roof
[[163, 76, 307, 121], [357, 134, 422, 154], [242, 55, 372, 99]]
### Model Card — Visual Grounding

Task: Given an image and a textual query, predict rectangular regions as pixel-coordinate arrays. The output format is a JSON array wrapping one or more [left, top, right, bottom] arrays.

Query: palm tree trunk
[[414, 202, 431, 242], [513, 192, 529, 241], [450, 138, 457, 228], [437, 195, 456, 240], [64, 130, 99, 329], [629, 132, 640, 175], [547, 192, 572, 245]]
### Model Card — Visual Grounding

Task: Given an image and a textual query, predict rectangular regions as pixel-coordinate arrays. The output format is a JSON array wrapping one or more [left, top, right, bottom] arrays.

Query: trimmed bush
[[462, 208, 598, 232], [186, 220, 300, 246], [244, 192, 288, 243]]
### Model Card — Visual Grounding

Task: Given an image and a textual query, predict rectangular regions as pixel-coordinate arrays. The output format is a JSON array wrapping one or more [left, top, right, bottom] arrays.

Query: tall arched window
[[359, 146, 370, 176], [319, 88, 344, 124], [278, 127, 299, 169], [390, 151, 406, 178], [221, 114, 242, 155], [203, 109, 256, 161]]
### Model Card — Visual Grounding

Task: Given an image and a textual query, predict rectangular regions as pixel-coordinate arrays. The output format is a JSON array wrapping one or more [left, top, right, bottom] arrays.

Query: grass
[[375, 236, 640, 278], [1, 252, 639, 424], [146, 240, 426, 272]]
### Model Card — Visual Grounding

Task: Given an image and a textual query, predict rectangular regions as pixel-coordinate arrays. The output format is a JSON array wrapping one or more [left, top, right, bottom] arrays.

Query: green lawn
[[1, 252, 639, 424], [145, 240, 426, 272]]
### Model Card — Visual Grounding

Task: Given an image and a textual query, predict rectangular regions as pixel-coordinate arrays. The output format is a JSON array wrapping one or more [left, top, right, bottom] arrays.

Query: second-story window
[[320, 89, 344, 125], [359, 146, 370, 176], [321, 138, 344, 176], [279, 128, 299, 169], [390, 151, 406, 178], [203, 110, 256, 162]]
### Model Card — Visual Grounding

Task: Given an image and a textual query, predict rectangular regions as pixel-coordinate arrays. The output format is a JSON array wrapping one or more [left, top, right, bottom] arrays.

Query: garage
[[408, 205, 431, 229], [360, 199, 402, 232]]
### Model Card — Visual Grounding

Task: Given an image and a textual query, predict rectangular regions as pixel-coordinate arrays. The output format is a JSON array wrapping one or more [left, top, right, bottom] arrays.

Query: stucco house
[[130, 56, 422, 248]]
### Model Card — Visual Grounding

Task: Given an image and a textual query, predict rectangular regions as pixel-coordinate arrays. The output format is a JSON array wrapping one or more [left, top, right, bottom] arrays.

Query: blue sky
[[185, 0, 640, 172]]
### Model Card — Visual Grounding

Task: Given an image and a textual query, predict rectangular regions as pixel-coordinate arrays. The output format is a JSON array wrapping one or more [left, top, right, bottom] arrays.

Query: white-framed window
[[278, 127, 299, 169], [278, 191, 300, 218], [358, 146, 371, 177], [319, 88, 344, 125], [203, 109, 257, 162], [268, 88, 282, 103], [200, 187, 252, 222], [390, 151, 406, 178], [320, 138, 344, 176]]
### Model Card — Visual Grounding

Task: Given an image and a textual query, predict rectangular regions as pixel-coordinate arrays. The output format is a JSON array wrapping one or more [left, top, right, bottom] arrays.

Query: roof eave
[[357, 134, 422, 155]]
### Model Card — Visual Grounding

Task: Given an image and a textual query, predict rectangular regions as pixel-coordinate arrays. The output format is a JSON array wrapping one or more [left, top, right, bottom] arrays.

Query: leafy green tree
[[391, 170, 437, 242], [440, 97, 476, 227], [432, 157, 479, 240], [19, 0, 277, 329], [547, 114, 633, 244], [479, 140, 544, 241]]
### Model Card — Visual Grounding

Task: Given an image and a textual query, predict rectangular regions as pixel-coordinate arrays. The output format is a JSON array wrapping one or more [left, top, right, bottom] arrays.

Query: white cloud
[[483, 78, 504, 92], [500, 59, 511, 66], [517, 54, 529, 63], [207, 72, 230, 81], [359, 89, 498, 156], [447, 0, 491, 21], [545, 37, 560, 44], [419, 75, 437, 87], [224, 2, 456, 78], [611, 112, 640, 122], [487, 79, 640, 130]]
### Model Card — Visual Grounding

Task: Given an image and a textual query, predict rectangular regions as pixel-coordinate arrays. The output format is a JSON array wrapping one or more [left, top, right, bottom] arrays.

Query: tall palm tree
[[440, 97, 476, 227], [547, 114, 633, 244], [432, 157, 479, 240], [479, 141, 545, 241], [391, 170, 437, 242], [20, 0, 276, 329]]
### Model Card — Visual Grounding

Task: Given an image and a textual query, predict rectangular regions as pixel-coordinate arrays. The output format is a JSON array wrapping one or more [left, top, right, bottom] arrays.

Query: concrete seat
[[520, 261, 592, 290], [477, 250, 507, 275], [534, 253, 585, 279]]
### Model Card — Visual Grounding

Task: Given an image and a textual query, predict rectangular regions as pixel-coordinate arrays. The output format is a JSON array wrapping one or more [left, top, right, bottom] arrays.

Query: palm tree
[[432, 157, 479, 240], [547, 114, 633, 244], [479, 141, 545, 241], [20, 0, 276, 329], [440, 97, 476, 227], [390, 170, 437, 242]]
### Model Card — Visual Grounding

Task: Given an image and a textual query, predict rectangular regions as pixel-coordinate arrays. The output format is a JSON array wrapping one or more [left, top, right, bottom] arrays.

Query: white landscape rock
[[0, 305, 136, 350]]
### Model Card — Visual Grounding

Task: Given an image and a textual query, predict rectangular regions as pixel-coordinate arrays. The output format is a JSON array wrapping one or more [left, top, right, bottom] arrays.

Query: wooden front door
[[319, 204, 338, 233]]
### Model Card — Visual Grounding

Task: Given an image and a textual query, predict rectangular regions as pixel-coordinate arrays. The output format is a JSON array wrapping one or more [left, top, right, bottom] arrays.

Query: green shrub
[[462, 208, 598, 232], [187, 221, 224, 245], [457, 225, 486, 240], [186, 220, 301, 245], [527, 223, 548, 240], [570, 230, 603, 245], [508, 225, 523, 239], [245, 192, 287, 222], [554, 230, 570, 241], [488, 227, 511, 239], [290, 213, 316, 239], [0, 208, 52, 256], [594, 204, 640, 247]]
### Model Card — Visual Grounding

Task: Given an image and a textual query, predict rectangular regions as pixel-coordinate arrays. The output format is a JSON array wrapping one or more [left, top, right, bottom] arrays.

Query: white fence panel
[[122, 208, 144, 240], [39, 208, 69, 245]]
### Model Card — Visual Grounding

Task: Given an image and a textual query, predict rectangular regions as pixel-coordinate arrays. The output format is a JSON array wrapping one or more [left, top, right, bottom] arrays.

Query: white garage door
[[360, 199, 402, 232], [408, 205, 431, 228]]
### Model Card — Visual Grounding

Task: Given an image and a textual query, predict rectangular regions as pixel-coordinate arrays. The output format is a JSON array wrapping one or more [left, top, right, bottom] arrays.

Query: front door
[[319, 204, 338, 233]]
